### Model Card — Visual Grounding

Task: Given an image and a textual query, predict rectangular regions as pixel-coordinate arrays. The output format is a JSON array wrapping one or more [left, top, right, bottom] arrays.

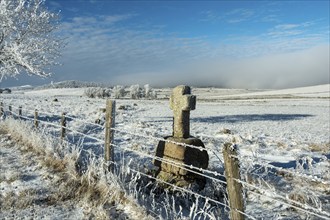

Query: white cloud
[[54, 15, 213, 83], [225, 8, 254, 23], [200, 10, 219, 22], [275, 24, 300, 30], [200, 8, 255, 23], [261, 14, 280, 23]]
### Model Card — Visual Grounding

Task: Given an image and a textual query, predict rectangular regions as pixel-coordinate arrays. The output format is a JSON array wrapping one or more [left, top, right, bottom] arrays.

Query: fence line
[[9, 108, 330, 219], [4, 105, 238, 218], [2, 102, 330, 219], [8, 103, 215, 154], [12, 112, 64, 130], [10, 107, 229, 184], [8, 104, 329, 184], [6, 104, 330, 185]]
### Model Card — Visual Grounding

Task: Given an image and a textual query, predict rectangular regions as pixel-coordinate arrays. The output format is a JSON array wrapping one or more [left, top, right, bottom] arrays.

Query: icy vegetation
[[0, 0, 63, 81], [0, 84, 329, 219], [0, 119, 149, 219]]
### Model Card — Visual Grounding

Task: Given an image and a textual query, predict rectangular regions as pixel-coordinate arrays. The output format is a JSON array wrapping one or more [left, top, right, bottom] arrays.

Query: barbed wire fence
[[1, 100, 329, 220]]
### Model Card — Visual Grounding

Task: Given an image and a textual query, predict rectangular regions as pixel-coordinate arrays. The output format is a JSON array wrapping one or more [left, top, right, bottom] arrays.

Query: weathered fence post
[[223, 142, 244, 220], [34, 109, 39, 128], [8, 105, 12, 116], [61, 113, 66, 140], [104, 100, 116, 171], [18, 106, 22, 118], [0, 102, 3, 117]]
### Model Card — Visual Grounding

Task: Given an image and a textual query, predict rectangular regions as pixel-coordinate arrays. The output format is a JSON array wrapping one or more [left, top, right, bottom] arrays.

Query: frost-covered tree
[[0, 0, 63, 81], [113, 85, 125, 99], [143, 84, 157, 99], [84, 87, 111, 98], [144, 84, 151, 98], [150, 90, 157, 99], [130, 84, 142, 99]]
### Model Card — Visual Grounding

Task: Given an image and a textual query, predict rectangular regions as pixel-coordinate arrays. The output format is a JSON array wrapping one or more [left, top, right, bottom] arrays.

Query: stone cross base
[[154, 136, 209, 188]]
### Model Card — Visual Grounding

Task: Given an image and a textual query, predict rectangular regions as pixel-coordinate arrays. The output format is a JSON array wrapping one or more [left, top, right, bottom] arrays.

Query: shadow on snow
[[192, 114, 313, 124]]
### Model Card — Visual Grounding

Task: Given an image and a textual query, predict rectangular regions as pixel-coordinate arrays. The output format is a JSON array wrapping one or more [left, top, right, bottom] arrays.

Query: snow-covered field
[[1, 84, 329, 219]]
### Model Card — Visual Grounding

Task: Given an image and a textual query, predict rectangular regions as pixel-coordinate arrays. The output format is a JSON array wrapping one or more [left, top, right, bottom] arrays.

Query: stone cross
[[170, 85, 196, 138]]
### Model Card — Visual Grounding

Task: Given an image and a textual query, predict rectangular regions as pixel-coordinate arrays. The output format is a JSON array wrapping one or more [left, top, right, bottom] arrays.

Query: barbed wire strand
[[112, 127, 214, 154], [247, 190, 330, 220], [234, 178, 330, 218], [110, 142, 228, 185], [231, 154, 330, 185]]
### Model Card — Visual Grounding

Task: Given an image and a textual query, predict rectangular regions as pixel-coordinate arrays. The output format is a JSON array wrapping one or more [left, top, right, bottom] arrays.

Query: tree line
[[84, 84, 157, 99]]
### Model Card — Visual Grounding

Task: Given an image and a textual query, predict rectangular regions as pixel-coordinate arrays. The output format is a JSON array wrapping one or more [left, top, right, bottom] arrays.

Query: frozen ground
[[0, 129, 85, 219], [1, 84, 329, 219]]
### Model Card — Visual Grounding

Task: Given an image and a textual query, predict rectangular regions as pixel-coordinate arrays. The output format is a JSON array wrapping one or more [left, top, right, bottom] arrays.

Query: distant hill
[[36, 80, 106, 89], [7, 85, 34, 91]]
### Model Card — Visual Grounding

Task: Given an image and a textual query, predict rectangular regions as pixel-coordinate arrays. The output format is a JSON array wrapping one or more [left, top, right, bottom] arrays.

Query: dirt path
[[0, 129, 84, 219]]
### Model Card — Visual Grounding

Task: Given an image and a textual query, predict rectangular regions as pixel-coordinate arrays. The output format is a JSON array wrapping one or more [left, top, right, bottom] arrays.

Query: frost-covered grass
[[0, 119, 149, 220]]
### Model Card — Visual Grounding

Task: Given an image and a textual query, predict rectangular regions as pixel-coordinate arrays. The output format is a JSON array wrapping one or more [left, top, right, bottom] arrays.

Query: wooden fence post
[[0, 102, 3, 117], [18, 106, 22, 118], [8, 105, 12, 116], [34, 109, 39, 128], [61, 113, 66, 140], [104, 100, 116, 170], [223, 142, 244, 220]]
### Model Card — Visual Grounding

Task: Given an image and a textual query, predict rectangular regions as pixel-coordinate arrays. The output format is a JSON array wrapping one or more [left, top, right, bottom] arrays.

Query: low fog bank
[[113, 45, 329, 89]]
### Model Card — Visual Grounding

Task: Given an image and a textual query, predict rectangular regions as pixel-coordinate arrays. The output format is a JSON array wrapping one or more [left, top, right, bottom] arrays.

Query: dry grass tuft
[[0, 189, 36, 210], [287, 190, 322, 212], [42, 155, 67, 172], [276, 142, 287, 149], [0, 170, 21, 184], [308, 142, 330, 153], [288, 192, 308, 205], [309, 181, 330, 193], [0, 119, 149, 219]]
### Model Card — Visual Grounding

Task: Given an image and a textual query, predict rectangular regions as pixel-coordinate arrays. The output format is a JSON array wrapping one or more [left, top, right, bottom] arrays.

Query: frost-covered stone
[[170, 85, 196, 138], [154, 85, 209, 188], [155, 137, 208, 175]]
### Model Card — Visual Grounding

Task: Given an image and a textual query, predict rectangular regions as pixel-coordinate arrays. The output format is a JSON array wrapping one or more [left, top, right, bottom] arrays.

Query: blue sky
[[3, 0, 330, 88]]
